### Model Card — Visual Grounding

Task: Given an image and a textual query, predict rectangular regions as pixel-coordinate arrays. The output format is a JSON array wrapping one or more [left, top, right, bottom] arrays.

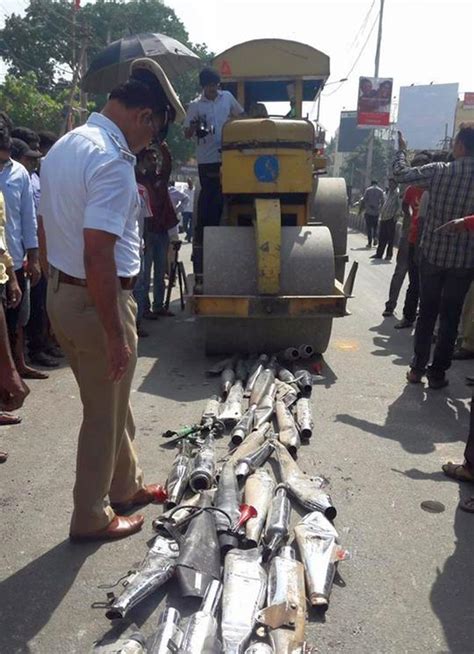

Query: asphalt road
[[1, 229, 473, 654]]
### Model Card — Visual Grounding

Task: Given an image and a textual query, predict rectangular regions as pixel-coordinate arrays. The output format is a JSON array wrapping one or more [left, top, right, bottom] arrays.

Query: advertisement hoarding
[[397, 83, 459, 150], [357, 76, 393, 128], [464, 92, 474, 107], [338, 111, 369, 152]]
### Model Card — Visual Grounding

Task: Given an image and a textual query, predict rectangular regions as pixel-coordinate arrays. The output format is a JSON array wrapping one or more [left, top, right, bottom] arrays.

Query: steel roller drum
[[202, 225, 334, 354], [311, 177, 348, 282], [311, 177, 348, 256]]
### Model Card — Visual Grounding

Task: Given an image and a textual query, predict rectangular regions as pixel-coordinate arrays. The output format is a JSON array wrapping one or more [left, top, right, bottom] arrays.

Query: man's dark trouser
[[182, 211, 193, 241], [385, 236, 409, 312], [464, 397, 474, 469], [27, 274, 48, 356], [402, 244, 419, 323], [376, 219, 396, 258], [194, 163, 223, 276], [364, 213, 378, 246], [412, 258, 473, 377]]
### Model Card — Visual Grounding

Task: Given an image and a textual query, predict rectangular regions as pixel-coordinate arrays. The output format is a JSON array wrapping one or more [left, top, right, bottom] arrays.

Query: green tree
[[340, 136, 395, 192], [0, 0, 213, 163], [0, 73, 63, 132]]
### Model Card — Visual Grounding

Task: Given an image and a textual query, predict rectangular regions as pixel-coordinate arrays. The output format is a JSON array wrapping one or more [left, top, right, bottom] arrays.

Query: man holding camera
[[184, 68, 244, 278]]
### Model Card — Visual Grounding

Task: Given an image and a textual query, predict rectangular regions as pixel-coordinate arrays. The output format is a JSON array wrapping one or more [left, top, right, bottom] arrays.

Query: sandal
[[20, 369, 49, 380], [459, 496, 474, 513], [0, 413, 22, 426], [442, 462, 474, 483]]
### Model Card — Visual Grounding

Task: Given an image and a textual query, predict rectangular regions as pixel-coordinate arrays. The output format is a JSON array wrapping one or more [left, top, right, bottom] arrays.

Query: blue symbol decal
[[254, 155, 279, 182]]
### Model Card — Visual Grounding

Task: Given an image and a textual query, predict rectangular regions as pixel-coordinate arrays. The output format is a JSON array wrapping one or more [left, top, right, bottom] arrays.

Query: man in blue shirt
[[0, 127, 41, 379], [184, 68, 244, 280]]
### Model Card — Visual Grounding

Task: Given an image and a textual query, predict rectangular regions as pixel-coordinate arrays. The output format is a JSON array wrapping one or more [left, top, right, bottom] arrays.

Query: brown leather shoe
[[110, 484, 168, 513], [407, 368, 423, 384], [69, 514, 144, 543]]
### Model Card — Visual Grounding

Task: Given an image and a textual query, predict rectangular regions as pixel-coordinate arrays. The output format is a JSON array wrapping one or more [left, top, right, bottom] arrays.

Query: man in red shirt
[[394, 151, 432, 329], [136, 141, 178, 319], [393, 183, 425, 329]]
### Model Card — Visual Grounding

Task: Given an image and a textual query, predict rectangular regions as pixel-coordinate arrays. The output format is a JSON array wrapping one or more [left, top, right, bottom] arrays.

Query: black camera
[[193, 116, 215, 141]]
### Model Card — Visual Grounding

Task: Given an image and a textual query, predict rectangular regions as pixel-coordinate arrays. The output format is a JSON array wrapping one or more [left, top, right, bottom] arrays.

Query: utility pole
[[365, 0, 386, 188]]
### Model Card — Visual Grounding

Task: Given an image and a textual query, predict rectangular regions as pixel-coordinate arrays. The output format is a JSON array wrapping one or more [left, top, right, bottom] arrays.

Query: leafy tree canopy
[[0, 73, 63, 132], [340, 136, 395, 194], [0, 0, 213, 163]]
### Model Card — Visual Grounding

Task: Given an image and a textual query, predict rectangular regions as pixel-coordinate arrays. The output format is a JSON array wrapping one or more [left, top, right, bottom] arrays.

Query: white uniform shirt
[[181, 186, 195, 212], [39, 113, 140, 279], [183, 90, 244, 165], [168, 186, 187, 211]]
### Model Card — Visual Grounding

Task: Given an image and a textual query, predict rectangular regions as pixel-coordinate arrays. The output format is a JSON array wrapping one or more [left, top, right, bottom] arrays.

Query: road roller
[[190, 39, 356, 355]]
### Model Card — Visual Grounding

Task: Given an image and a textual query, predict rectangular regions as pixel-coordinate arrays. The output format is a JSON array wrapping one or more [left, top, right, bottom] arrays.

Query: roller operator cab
[[190, 39, 355, 355]]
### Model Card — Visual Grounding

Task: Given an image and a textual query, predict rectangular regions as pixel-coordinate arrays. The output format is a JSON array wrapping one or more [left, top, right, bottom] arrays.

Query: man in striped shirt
[[392, 125, 474, 389]]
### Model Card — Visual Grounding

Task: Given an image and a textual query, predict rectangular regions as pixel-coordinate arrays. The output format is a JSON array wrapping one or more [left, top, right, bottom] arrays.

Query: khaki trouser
[[47, 270, 144, 533], [461, 282, 474, 352]]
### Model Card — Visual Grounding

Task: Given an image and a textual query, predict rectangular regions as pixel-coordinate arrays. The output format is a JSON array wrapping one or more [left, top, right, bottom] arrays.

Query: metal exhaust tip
[[231, 433, 244, 446], [299, 345, 314, 359], [165, 500, 177, 510], [189, 475, 211, 492], [301, 429, 312, 440], [235, 462, 250, 480], [324, 506, 337, 521], [105, 608, 124, 620], [310, 594, 329, 611]]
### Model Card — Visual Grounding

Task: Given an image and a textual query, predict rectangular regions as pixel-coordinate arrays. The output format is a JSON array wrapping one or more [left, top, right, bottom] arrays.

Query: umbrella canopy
[[82, 32, 201, 93]]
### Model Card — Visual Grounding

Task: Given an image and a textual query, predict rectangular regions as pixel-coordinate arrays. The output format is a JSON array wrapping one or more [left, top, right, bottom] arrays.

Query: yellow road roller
[[190, 39, 356, 355]]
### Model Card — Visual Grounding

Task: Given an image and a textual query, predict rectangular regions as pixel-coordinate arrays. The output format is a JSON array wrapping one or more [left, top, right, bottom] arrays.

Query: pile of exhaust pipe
[[93, 349, 349, 654]]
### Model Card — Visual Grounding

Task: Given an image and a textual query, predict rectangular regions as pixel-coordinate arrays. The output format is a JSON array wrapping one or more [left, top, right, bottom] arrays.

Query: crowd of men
[[360, 126, 474, 510], [0, 55, 473, 535]]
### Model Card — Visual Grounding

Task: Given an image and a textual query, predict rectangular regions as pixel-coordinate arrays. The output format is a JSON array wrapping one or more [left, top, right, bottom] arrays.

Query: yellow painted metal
[[193, 297, 250, 317], [191, 290, 347, 318], [212, 39, 330, 81], [226, 202, 307, 227], [221, 119, 314, 195], [281, 204, 307, 226], [254, 198, 281, 295]]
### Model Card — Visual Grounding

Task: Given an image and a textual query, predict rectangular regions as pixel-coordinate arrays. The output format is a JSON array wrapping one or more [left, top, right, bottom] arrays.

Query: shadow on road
[[0, 540, 100, 653], [369, 320, 414, 367], [430, 486, 474, 653], [335, 384, 470, 455], [136, 308, 213, 402]]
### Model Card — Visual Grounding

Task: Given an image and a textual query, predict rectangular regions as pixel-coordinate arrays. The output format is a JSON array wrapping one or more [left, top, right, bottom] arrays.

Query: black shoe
[[452, 348, 474, 360], [366, 243, 372, 249], [395, 318, 414, 329], [427, 373, 449, 390], [44, 345, 64, 358], [144, 310, 159, 321], [29, 352, 60, 368], [382, 308, 394, 317], [373, 238, 378, 246]]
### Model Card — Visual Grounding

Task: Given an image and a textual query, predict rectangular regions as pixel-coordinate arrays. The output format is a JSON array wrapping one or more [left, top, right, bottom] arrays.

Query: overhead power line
[[322, 10, 380, 98], [347, 0, 376, 54]]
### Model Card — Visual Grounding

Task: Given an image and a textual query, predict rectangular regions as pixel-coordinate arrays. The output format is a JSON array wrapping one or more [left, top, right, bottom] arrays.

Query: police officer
[[38, 59, 185, 542]]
